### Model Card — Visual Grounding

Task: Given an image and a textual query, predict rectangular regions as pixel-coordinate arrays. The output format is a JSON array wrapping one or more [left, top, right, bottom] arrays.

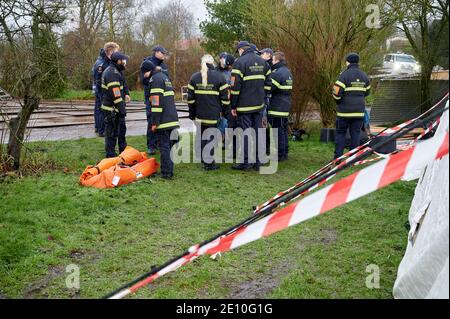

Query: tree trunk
[[318, 91, 336, 128], [106, 0, 115, 40], [420, 67, 433, 113], [7, 95, 40, 170]]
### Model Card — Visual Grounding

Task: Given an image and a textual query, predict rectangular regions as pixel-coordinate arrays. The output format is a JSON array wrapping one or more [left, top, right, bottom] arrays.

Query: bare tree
[[0, 0, 67, 170], [386, 0, 449, 111], [144, 0, 195, 86], [247, 0, 392, 127]]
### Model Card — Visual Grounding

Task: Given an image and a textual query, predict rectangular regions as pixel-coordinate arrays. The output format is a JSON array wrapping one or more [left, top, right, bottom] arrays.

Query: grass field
[[0, 132, 415, 299]]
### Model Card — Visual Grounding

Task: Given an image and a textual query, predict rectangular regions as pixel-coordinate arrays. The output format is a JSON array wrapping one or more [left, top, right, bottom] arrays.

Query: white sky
[[155, 0, 208, 24]]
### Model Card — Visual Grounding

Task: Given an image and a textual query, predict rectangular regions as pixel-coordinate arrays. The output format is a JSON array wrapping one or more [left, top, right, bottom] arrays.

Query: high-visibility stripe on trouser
[[101, 105, 118, 112], [236, 104, 264, 113], [158, 121, 179, 129], [337, 112, 365, 118], [268, 110, 289, 117]]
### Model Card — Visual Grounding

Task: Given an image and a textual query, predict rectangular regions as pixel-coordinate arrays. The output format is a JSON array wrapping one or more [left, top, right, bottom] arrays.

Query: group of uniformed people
[[93, 39, 370, 179], [93, 42, 131, 158], [93, 42, 180, 179]]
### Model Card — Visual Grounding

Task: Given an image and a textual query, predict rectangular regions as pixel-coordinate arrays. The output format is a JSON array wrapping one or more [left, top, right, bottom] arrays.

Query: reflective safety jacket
[[149, 70, 179, 131], [101, 63, 126, 116], [93, 52, 106, 92], [230, 48, 272, 114], [187, 66, 230, 126], [332, 63, 370, 118], [215, 66, 232, 84], [141, 55, 169, 101], [268, 61, 293, 118], [102, 57, 130, 97]]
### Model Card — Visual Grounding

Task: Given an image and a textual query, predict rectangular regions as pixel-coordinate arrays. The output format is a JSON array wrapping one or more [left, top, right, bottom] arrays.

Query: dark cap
[[259, 48, 274, 55], [141, 60, 156, 73], [219, 52, 228, 59], [111, 52, 129, 62], [224, 54, 235, 67], [235, 41, 251, 52], [346, 52, 360, 64], [152, 45, 169, 55]]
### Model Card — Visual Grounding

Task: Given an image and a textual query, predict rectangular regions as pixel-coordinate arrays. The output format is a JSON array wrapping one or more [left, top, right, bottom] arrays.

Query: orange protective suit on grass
[[79, 146, 159, 189]]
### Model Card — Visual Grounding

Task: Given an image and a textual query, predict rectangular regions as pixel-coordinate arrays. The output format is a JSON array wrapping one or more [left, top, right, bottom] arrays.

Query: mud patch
[[229, 228, 338, 298], [22, 266, 65, 299], [318, 228, 338, 245], [69, 249, 85, 260], [229, 260, 294, 299]]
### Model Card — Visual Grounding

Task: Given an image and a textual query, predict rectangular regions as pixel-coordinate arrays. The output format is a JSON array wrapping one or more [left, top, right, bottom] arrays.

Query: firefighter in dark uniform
[[140, 45, 170, 155], [230, 41, 272, 171], [148, 62, 180, 179], [332, 53, 371, 159], [215, 53, 235, 155], [267, 51, 293, 162], [101, 42, 131, 105], [216, 52, 235, 83], [259, 48, 274, 68], [187, 54, 230, 171], [259, 48, 274, 130], [93, 48, 106, 136], [101, 52, 129, 158]]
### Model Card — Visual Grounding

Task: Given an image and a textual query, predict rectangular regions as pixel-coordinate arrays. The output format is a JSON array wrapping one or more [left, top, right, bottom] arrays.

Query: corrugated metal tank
[[370, 78, 448, 125]]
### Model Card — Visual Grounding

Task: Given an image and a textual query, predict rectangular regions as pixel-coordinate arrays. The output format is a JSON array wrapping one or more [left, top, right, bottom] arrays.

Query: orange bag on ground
[[79, 147, 159, 189]]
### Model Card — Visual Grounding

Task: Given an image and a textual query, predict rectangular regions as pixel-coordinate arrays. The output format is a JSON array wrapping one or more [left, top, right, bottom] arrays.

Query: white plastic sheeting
[[393, 106, 449, 299]]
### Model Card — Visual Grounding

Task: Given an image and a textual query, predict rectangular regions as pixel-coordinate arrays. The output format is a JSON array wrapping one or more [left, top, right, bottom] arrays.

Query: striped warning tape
[[201, 130, 449, 255], [108, 123, 449, 299], [253, 93, 449, 215]]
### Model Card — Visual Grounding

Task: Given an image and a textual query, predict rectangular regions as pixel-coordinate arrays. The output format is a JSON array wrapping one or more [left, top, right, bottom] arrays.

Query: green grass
[[0, 133, 415, 299], [56, 90, 95, 101]]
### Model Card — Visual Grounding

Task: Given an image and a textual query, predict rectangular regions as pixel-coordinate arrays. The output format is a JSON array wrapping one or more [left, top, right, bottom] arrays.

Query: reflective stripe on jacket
[[101, 63, 126, 115], [268, 61, 293, 118], [230, 48, 272, 114], [187, 65, 230, 126], [149, 71, 179, 130], [332, 63, 370, 118]]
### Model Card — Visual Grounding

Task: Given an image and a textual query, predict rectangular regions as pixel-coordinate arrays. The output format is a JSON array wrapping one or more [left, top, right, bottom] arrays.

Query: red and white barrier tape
[[409, 117, 441, 146], [109, 128, 449, 299], [201, 130, 449, 255], [253, 93, 449, 214]]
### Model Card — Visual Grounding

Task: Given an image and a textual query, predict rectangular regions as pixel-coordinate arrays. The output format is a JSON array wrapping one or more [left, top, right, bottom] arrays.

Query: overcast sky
[[155, 0, 208, 24]]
